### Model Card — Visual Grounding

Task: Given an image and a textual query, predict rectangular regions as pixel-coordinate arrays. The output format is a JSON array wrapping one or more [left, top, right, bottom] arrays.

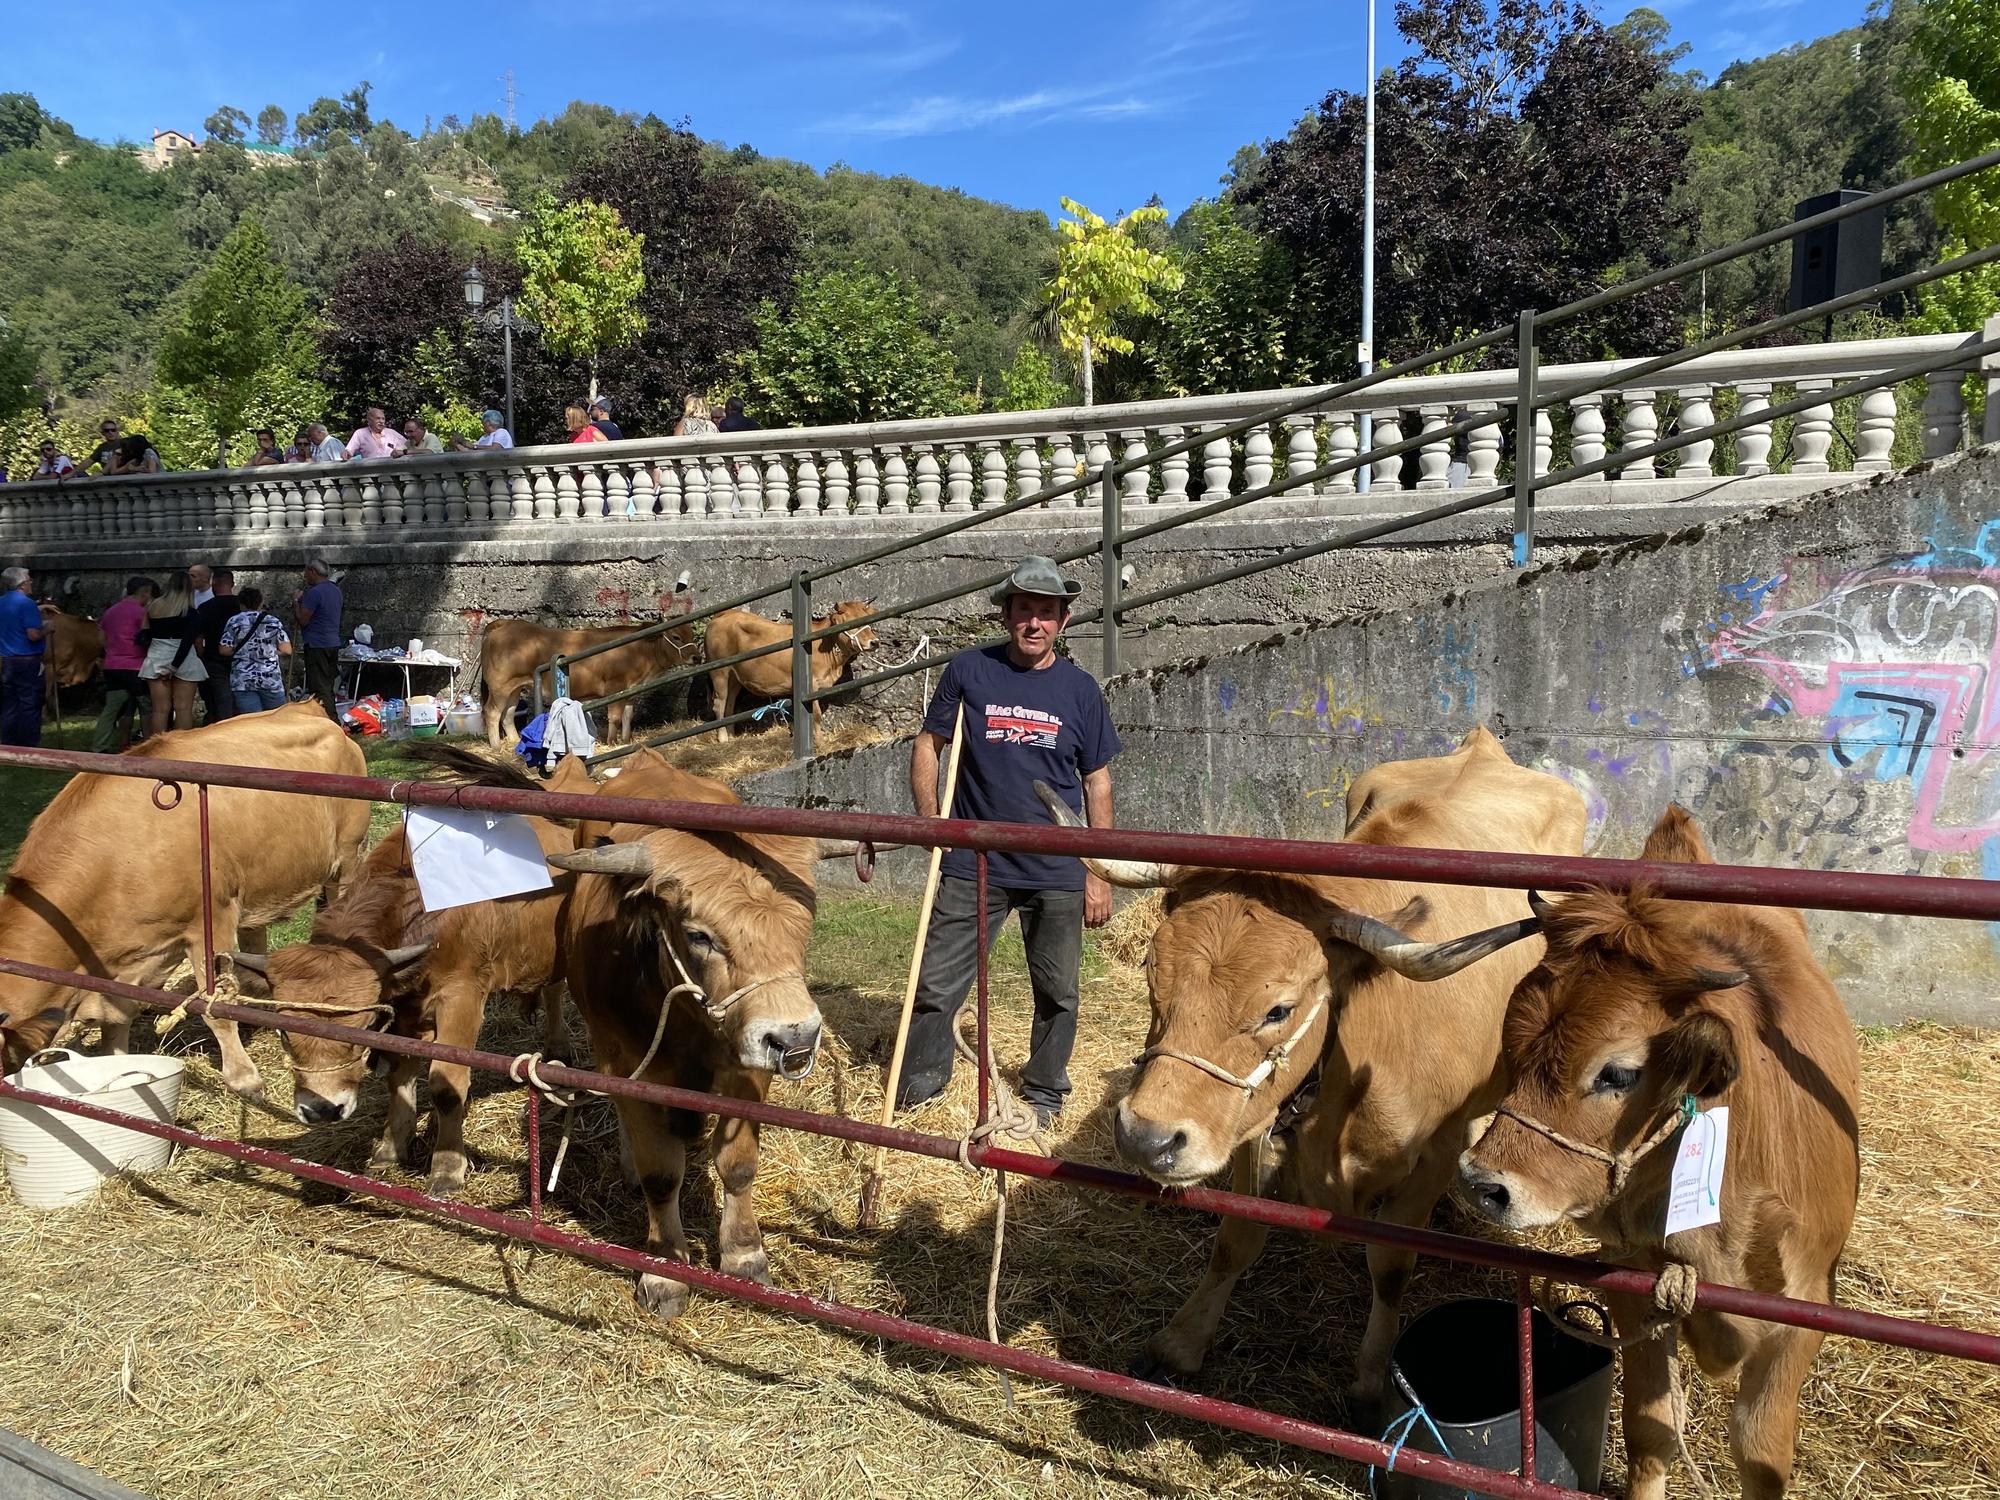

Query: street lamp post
[[1357, 0, 1377, 495], [462, 266, 516, 438]]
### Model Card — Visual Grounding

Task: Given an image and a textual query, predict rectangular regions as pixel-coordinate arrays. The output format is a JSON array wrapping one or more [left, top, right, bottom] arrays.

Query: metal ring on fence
[[854, 840, 877, 884], [151, 780, 183, 811]]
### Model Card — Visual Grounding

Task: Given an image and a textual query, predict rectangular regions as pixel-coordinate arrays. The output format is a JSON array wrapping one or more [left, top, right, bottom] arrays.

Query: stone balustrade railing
[[3, 333, 1985, 546]]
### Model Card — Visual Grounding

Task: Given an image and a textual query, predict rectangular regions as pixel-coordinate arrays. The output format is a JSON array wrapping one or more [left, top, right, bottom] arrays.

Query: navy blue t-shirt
[[922, 645, 1121, 891]]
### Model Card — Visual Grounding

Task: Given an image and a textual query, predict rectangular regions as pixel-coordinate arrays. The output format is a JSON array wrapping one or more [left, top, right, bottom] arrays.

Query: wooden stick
[[858, 701, 966, 1230]]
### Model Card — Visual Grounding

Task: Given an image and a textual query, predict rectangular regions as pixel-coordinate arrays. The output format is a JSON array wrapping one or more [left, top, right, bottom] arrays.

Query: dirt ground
[[0, 885, 1994, 1500]]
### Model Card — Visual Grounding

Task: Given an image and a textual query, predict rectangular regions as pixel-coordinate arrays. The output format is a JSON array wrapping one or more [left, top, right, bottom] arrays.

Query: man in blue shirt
[[294, 559, 343, 721], [897, 555, 1120, 1128], [0, 566, 48, 748]]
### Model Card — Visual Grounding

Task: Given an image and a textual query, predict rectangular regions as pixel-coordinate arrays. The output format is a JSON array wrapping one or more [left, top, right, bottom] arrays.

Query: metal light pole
[[462, 266, 515, 437], [1357, 0, 1377, 495]]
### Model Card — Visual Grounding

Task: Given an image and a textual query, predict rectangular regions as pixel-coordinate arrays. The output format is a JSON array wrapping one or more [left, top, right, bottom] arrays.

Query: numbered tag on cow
[[1664, 1105, 1728, 1237], [407, 807, 554, 912]]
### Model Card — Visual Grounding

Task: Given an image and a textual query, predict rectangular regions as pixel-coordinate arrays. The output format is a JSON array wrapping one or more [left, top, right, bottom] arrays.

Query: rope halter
[[654, 934, 815, 1080], [1495, 1092, 1698, 1197], [1134, 998, 1327, 1097]]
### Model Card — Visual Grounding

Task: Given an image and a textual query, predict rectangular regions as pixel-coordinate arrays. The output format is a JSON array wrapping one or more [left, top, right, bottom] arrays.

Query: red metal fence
[[1, 744, 1996, 1499]]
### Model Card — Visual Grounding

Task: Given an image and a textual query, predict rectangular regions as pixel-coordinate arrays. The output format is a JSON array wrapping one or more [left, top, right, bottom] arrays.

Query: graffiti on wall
[[1697, 518, 2000, 875]]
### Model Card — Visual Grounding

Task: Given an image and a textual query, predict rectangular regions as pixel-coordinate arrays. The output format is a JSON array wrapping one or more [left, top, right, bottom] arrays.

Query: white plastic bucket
[[0, 1050, 185, 1208]]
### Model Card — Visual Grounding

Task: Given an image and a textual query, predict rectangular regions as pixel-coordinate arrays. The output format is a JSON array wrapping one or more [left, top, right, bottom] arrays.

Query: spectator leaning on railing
[[31, 440, 76, 480], [451, 409, 513, 451], [346, 406, 406, 460], [307, 423, 348, 463]]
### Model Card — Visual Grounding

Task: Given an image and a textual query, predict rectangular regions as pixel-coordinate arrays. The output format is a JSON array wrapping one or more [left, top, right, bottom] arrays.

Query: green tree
[[204, 106, 250, 145], [1153, 202, 1317, 396], [517, 194, 646, 399], [1043, 197, 1183, 405], [733, 267, 973, 427], [256, 104, 288, 146], [996, 342, 1072, 411], [155, 215, 324, 464], [0, 319, 36, 422], [294, 83, 373, 150], [0, 94, 57, 154], [1908, 0, 2000, 329]]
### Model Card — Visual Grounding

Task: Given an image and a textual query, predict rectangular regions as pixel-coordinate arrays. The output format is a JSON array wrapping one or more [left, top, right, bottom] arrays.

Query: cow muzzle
[[756, 1017, 823, 1081], [294, 1084, 358, 1125]]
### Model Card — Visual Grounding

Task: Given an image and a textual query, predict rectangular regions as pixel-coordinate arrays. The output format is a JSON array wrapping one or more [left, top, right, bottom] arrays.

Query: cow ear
[[1640, 804, 1716, 866], [1651, 1009, 1739, 1102]]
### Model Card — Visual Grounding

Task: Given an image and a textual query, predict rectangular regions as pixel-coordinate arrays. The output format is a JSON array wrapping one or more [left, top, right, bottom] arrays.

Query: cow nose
[[295, 1095, 346, 1125], [1462, 1167, 1511, 1221], [1114, 1112, 1187, 1175], [762, 1019, 823, 1079]]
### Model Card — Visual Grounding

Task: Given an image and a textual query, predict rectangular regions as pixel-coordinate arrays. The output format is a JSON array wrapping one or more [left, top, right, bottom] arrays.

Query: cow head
[[1031, 783, 1539, 1187], [817, 600, 877, 662], [231, 941, 432, 1124], [1460, 806, 1745, 1232], [549, 831, 824, 1077]]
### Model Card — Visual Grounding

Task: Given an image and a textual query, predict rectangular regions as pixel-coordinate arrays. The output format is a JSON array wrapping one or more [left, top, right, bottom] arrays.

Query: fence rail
[[0, 741, 1995, 1500]]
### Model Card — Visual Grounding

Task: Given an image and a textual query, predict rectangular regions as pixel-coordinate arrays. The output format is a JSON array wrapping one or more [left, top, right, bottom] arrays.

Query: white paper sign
[[1664, 1105, 1728, 1236], [407, 807, 554, 913]]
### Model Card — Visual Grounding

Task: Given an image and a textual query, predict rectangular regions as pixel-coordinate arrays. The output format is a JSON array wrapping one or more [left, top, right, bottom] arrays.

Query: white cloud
[[820, 87, 1163, 139]]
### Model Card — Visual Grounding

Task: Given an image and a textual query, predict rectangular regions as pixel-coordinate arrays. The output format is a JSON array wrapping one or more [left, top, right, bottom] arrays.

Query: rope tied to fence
[[509, 1050, 588, 1193], [950, 1014, 1046, 1407], [1539, 1263, 1715, 1500]]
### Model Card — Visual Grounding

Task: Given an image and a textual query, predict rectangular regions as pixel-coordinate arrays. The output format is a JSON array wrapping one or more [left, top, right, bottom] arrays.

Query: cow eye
[[1592, 1062, 1640, 1094], [1260, 1002, 1295, 1028], [685, 928, 718, 957]]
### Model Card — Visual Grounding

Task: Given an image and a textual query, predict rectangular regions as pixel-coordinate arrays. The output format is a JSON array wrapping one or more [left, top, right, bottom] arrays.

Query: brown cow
[[233, 752, 596, 1196], [481, 615, 698, 750], [547, 748, 829, 1315], [704, 600, 876, 740], [1460, 805, 1861, 1500], [0, 702, 369, 1098], [38, 605, 104, 714], [1038, 725, 1584, 1405]]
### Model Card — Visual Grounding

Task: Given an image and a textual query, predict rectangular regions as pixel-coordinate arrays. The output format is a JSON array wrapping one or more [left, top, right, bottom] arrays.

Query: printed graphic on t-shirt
[[984, 702, 1062, 749]]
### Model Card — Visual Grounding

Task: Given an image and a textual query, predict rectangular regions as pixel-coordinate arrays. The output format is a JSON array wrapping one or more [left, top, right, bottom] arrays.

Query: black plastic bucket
[[1374, 1298, 1615, 1499]]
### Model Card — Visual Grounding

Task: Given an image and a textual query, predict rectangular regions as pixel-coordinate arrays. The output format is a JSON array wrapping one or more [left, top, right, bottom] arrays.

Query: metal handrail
[[536, 152, 2000, 762]]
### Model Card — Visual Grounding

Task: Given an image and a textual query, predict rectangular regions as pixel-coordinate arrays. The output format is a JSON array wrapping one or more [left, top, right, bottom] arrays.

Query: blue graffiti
[[1218, 678, 1238, 712]]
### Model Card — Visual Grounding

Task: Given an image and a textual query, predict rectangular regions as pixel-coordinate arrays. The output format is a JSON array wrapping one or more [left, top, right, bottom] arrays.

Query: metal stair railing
[[530, 148, 2000, 767]]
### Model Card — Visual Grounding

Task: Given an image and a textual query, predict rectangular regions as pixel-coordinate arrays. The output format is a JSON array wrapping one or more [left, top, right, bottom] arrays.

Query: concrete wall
[[20, 479, 1849, 722], [751, 447, 2000, 1026]]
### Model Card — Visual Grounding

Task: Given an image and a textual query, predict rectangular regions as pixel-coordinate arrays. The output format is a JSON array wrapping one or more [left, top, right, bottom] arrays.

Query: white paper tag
[[1664, 1105, 1728, 1237], [407, 807, 553, 913]]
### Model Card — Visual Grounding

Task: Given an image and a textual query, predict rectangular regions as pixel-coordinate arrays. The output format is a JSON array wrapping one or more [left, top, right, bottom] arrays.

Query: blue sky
[[9, 0, 1875, 219]]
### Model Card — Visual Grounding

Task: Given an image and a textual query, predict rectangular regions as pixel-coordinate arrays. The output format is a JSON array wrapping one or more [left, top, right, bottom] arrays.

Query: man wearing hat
[[589, 396, 623, 441], [898, 554, 1120, 1128], [452, 410, 514, 451]]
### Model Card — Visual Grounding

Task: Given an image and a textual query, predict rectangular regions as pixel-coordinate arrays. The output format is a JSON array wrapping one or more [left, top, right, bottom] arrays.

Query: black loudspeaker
[[1787, 189, 1886, 312]]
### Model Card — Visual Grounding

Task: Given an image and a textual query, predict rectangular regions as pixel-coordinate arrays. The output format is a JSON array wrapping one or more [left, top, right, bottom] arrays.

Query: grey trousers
[[895, 875, 1084, 1114]]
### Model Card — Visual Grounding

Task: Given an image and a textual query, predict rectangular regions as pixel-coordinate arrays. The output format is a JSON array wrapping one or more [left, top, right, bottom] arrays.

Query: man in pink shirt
[[345, 407, 407, 460], [93, 574, 155, 752]]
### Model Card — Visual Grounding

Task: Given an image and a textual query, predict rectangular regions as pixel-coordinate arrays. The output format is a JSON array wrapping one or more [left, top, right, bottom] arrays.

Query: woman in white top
[[138, 571, 206, 737]]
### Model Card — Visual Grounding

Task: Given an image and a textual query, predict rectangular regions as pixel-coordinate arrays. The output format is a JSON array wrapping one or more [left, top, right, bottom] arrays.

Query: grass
[[0, 743, 1994, 1498]]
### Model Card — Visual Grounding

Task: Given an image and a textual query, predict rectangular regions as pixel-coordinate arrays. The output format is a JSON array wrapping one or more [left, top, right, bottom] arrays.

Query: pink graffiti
[[1706, 561, 2000, 853], [596, 587, 633, 622]]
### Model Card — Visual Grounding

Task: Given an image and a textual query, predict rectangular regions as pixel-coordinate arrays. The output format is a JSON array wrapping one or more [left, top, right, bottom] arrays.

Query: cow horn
[[1687, 966, 1749, 991], [379, 941, 433, 970], [548, 842, 658, 878], [1527, 889, 1560, 921], [1030, 780, 1182, 888], [1320, 908, 1544, 982], [229, 951, 269, 975]]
